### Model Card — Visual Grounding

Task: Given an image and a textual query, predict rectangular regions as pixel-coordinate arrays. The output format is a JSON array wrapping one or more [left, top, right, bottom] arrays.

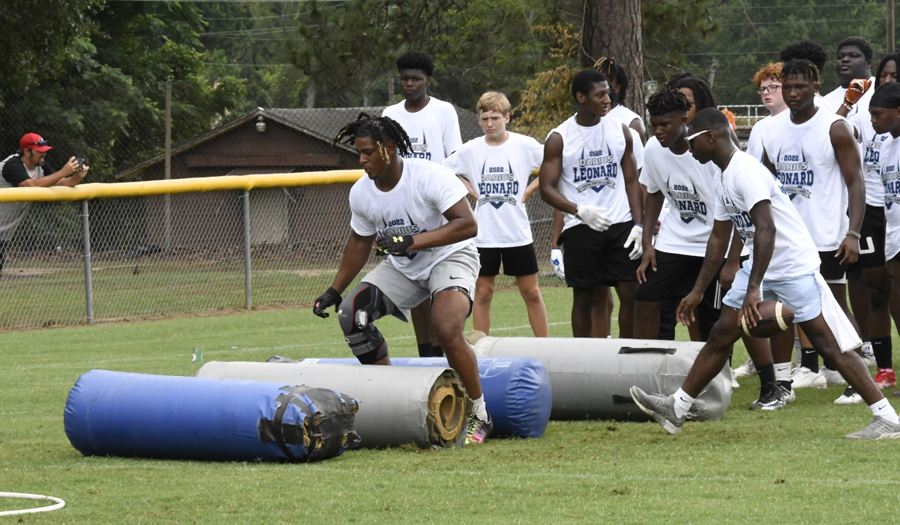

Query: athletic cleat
[[874, 368, 897, 389], [791, 367, 827, 389], [731, 368, 740, 389], [733, 358, 757, 378], [465, 413, 493, 445], [861, 343, 876, 367], [749, 382, 786, 411], [629, 386, 684, 435], [821, 367, 847, 386], [778, 383, 796, 404], [834, 386, 863, 404], [844, 416, 900, 439]]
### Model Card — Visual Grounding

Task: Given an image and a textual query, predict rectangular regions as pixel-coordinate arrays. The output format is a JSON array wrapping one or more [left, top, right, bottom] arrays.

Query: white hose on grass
[[0, 492, 66, 516]]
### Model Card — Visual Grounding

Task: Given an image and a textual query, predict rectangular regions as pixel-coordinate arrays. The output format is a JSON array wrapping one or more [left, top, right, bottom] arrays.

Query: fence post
[[164, 76, 172, 251], [81, 200, 94, 324], [243, 190, 252, 309]]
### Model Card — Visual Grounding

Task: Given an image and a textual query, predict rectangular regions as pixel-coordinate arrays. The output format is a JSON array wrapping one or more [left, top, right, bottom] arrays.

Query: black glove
[[313, 287, 342, 318], [376, 234, 415, 256]]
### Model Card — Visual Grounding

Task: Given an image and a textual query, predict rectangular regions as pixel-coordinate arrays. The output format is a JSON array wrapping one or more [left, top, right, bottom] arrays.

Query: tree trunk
[[581, 0, 644, 118]]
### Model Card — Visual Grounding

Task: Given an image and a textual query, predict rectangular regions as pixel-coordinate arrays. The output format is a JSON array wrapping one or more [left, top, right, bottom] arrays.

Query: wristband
[[634, 224, 643, 228], [846, 229, 862, 239], [841, 100, 854, 112]]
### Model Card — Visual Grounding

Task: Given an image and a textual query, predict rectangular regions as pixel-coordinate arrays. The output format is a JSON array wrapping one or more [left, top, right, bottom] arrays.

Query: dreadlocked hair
[[665, 73, 717, 111], [780, 59, 819, 84], [593, 57, 628, 104], [646, 88, 692, 116], [875, 53, 900, 87], [333, 112, 413, 163]]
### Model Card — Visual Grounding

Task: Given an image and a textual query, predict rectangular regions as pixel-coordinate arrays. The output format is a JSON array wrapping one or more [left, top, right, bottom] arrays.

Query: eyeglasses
[[685, 129, 709, 151], [27, 140, 48, 146], [756, 85, 782, 95]]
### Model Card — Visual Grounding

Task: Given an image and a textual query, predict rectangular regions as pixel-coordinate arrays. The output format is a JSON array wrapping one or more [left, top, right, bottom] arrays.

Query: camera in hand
[[76, 158, 85, 170]]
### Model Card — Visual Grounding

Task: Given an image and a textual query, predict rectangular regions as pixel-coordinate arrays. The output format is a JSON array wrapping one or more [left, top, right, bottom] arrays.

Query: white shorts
[[723, 267, 861, 352]]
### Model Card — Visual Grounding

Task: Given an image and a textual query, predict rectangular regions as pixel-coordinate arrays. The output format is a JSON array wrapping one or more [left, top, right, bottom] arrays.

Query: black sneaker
[[465, 412, 493, 445], [749, 382, 786, 411]]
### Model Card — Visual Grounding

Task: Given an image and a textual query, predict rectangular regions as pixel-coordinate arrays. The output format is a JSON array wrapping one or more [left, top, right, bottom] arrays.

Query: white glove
[[576, 204, 612, 232], [624, 224, 643, 260], [550, 248, 565, 281]]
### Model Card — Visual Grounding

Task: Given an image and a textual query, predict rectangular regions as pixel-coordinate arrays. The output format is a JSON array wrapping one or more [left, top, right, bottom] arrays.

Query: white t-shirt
[[714, 151, 820, 281], [879, 136, 900, 259], [442, 133, 543, 248], [608, 105, 642, 131], [640, 137, 720, 257], [382, 98, 463, 164], [852, 107, 889, 207], [607, 105, 645, 170], [746, 114, 779, 163], [761, 109, 851, 251], [349, 158, 471, 280], [549, 115, 634, 232], [820, 79, 875, 116]]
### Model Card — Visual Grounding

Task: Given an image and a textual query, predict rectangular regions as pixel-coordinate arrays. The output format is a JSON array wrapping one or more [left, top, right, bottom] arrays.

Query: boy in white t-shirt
[[631, 108, 899, 439], [382, 50, 464, 359], [758, 59, 867, 403], [313, 113, 492, 445], [443, 92, 548, 338], [538, 69, 644, 338]]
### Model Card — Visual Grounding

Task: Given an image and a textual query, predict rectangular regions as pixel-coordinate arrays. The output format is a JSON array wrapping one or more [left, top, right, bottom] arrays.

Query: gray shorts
[[362, 244, 479, 317]]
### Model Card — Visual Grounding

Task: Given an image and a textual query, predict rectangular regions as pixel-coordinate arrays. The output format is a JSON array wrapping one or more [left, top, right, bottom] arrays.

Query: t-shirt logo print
[[883, 159, 900, 210], [406, 134, 431, 161], [478, 159, 519, 209], [774, 147, 814, 201], [574, 145, 617, 193], [666, 176, 708, 225], [379, 213, 428, 259]]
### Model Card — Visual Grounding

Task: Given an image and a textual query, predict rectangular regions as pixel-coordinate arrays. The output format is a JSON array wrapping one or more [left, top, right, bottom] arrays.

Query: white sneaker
[[821, 367, 848, 386], [861, 343, 876, 367], [731, 368, 740, 389], [791, 367, 827, 389], [734, 359, 757, 378], [834, 387, 863, 404], [778, 383, 796, 403]]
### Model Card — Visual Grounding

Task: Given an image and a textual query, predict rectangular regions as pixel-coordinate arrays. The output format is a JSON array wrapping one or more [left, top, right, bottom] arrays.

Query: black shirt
[[1, 155, 55, 187]]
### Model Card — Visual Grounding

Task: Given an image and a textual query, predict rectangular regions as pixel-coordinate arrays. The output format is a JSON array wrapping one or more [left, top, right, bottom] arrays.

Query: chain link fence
[[0, 173, 561, 331]]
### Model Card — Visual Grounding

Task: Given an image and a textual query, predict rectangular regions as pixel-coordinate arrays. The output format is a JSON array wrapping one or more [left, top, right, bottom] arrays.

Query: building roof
[[114, 105, 483, 180]]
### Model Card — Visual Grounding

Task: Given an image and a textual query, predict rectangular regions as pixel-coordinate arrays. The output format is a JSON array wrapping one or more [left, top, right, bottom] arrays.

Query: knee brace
[[337, 283, 394, 364]]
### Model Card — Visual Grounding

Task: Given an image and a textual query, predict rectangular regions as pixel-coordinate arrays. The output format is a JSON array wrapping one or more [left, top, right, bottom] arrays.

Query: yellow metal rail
[[0, 170, 366, 203]]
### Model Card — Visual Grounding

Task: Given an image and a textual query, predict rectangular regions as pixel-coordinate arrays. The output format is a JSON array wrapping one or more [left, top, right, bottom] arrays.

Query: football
[[740, 300, 794, 338]]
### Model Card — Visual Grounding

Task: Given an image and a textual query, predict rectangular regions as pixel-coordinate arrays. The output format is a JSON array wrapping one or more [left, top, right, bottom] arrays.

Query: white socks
[[673, 388, 695, 419], [774, 362, 792, 383], [869, 399, 900, 424], [472, 396, 488, 420]]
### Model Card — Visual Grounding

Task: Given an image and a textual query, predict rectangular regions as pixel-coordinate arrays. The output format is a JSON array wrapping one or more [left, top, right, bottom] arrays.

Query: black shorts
[[849, 204, 886, 270], [477, 244, 539, 277], [634, 251, 704, 302], [635, 250, 723, 340], [819, 250, 847, 283], [559, 222, 639, 288]]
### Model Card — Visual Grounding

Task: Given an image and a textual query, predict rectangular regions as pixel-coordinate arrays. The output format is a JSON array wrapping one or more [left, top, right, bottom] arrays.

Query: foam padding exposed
[[198, 362, 470, 449], [64, 370, 359, 461], [302, 357, 552, 438]]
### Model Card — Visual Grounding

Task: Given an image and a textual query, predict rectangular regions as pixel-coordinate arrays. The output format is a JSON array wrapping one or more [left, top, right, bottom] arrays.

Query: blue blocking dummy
[[64, 370, 360, 462], [300, 357, 552, 438]]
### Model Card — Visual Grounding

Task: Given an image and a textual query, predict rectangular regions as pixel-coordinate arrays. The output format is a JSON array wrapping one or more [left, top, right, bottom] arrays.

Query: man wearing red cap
[[0, 133, 88, 275]]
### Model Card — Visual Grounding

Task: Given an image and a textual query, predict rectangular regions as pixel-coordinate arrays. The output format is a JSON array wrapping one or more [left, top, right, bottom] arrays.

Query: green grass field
[[2, 287, 899, 523]]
